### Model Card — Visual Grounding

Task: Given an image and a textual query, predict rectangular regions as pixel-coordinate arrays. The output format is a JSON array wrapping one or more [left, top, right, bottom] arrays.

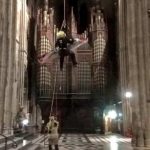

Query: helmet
[[56, 31, 66, 39]]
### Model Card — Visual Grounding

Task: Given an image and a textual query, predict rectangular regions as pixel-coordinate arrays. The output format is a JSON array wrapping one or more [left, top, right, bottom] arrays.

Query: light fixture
[[125, 91, 132, 98], [118, 113, 122, 117], [22, 119, 29, 125], [108, 110, 117, 119]]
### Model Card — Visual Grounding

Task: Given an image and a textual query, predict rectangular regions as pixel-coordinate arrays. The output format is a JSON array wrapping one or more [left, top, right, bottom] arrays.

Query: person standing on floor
[[46, 116, 59, 150]]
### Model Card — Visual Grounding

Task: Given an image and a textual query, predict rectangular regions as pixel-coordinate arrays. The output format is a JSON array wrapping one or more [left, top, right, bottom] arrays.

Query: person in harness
[[55, 30, 77, 71], [37, 30, 88, 72]]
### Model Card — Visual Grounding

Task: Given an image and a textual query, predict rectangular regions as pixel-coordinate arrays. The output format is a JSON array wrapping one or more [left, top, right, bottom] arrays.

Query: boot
[[49, 145, 52, 150], [60, 55, 65, 71], [55, 145, 59, 150], [69, 52, 77, 67]]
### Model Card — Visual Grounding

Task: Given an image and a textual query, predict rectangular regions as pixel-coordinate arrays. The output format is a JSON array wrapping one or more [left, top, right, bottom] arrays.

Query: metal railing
[[0, 133, 17, 150], [43, 129, 48, 148], [0, 134, 7, 150]]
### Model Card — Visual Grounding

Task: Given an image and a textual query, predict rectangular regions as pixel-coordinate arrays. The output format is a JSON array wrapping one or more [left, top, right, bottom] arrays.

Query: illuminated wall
[[75, 49, 92, 94], [91, 8, 108, 96], [0, 0, 31, 133], [36, 7, 54, 98], [14, 0, 29, 115]]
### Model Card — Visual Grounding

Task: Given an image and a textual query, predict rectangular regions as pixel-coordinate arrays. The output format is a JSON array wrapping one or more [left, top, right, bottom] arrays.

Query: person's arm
[[54, 120, 59, 127], [56, 121, 59, 126], [46, 122, 51, 132], [55, 39, 60, 52]]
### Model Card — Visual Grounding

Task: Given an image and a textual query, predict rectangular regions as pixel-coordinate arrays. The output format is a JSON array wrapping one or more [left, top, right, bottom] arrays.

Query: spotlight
[[125, 91, 132, 98], [108, 110, 117, 119], [22, 119, 29, 125]]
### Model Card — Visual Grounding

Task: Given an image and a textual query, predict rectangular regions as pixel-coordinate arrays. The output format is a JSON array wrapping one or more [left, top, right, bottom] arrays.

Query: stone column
[[135, 0, 147, 146], [11, 0, 22, 129], [0, 0, 5, 133], [118, 0, 129, 135], [119, 0, 150, 147], [141, 0, 150, 147], [3, 0, 14, 134], [11, 0, 18, 132], [0, 0, 10, 133], [126, 0, 144, 146]]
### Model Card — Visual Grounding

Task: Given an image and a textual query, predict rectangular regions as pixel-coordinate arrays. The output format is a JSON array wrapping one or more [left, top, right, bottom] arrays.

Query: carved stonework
[[77, 53, 92, 62]]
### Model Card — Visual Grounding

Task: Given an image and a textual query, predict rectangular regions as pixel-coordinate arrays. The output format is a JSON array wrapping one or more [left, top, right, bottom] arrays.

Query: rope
[[55, 93, 57, 117], [49, 62, 63, 119], [50, 61, 59, 117], [60, 0, 66, 30], [64, 0, 66, 23], [55, 70, 63, 117]]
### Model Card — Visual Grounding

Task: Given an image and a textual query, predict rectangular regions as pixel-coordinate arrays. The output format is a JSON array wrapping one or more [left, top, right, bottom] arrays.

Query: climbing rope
[[49, 0, 67, 116], [49, 63, 63, 119], [50, 61, 59, 117], [60, 0, 66, 30], [55, 70, 62, 117]]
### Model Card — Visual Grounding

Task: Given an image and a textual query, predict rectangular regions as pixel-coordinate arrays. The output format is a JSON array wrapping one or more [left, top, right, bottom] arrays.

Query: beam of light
[[23, 140, 27, 146], [110, 142, 118, 150], [110, 136, 119, 150]]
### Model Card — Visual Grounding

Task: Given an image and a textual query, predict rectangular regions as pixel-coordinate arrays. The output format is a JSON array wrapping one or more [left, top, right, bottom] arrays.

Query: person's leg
[[49, 145, 52, 150], [60, 55, 64, 71], [59, 49, 64, 71], [55, 144, 59, 150], [69, 50, 77, 66]]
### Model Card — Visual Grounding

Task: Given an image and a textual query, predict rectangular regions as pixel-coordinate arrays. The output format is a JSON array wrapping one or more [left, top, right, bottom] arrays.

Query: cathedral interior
[[0, 0, 150, 149], [27, 0, 118, 133]]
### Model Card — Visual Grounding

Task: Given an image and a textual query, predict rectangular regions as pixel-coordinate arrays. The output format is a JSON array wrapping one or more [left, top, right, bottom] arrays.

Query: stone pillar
[[16, 0, 28, 108], [141, 0, 150, 147], [3, 0, 14, 134], [126, 0, 143, 147], [118, 0, 129, 135], [0, 0, 10, 133], [135, 1, 145, 147], [0, 0, 29, 134], [11, 0, 22, 129], [118, 0, 150, 147], [11, 0, 17, 134]]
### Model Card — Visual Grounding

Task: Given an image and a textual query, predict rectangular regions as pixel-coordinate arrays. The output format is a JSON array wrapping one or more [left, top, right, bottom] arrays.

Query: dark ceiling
[[46, 0, 117, 33], [52, 0, 118, 78]]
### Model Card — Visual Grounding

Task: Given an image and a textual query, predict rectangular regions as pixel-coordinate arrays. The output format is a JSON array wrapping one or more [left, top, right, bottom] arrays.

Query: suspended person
[[46, 116, 59, 150], [37, 32, 88, 71], [55, 30, 77, 71]]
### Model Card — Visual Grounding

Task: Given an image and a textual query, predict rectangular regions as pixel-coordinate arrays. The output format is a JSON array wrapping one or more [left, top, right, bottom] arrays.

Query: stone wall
[[0, 0, 37, 134]]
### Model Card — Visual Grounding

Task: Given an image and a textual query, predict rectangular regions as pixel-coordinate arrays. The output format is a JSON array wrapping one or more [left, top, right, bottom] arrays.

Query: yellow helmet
[[56, 31, 66, 38]]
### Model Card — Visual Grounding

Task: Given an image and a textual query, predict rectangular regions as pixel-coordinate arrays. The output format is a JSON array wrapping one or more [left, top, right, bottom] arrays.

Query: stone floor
[[39, 134, 133, 150]]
